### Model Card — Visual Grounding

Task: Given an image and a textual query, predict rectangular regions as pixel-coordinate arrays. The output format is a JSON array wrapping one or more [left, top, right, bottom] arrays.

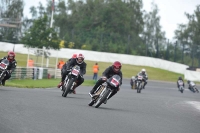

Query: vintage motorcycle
[[0, 59, 9, 85], [130, 76, 136, 89], [188, 81, 199, 93], [88, 75, 121, 108], [62, 65, 81, 97], [177, 80, 184, 93], [135, 74, 144, 93]]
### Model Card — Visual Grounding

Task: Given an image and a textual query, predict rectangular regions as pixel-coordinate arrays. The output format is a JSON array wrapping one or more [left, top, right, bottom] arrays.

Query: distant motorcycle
[[88, 75, 121, 108], [135, 74, 144, 93], [177, 80, 184, 93], [0, 59, 9, 85], [130, 76, 135, 89], [188, 82, 199, 93], [62, 65, 81, 97]]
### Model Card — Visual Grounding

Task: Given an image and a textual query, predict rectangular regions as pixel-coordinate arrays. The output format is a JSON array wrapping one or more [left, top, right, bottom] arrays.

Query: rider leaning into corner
[[89, 61, 123, 103], [135, 68, 148, 89], [57, 53, 87, 94], [0, 51, 17, 86], [177, 77, 185, 88]]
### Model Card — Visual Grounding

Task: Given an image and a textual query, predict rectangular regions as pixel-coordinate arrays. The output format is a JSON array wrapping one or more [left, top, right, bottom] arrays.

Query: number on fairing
[[111, 78, 119, 87], [178, 81, 183, 85], [138, 76, 143, 80], [0, 63, 6, 69], [72, 69, 79, 76]]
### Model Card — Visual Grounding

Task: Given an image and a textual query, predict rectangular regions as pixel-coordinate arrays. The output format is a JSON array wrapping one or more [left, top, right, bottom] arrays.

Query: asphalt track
[[0, 79, 200, 133]]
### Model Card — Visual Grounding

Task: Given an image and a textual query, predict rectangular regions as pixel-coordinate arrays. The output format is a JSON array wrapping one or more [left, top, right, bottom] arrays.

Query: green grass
[[0, 51, 183, 83], [6, 79, 95, 88]]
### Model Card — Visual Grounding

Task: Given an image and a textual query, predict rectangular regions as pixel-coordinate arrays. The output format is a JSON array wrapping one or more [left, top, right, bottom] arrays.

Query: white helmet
[[141, 68, 146, 74]]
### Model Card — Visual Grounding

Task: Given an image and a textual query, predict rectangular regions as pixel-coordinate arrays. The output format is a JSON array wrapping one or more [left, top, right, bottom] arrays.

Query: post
[[50, 0, 54, 28], [42, 47, 44, 67], [13, 42, 15, 52], [48, 0, 54, 68], [46, 58, 49, 67]]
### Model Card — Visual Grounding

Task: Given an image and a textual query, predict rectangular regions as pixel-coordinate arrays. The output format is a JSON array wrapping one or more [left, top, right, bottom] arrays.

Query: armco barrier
[[10, 67, 33, 79], [10, 67, 48, 79]]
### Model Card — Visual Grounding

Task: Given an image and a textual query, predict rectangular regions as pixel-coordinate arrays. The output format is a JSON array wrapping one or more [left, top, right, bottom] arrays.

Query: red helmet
[[72, 53, 77, 58], [7, 51, 15, 61], [76, 53, 85, 64], [112, 61, 122, 73]]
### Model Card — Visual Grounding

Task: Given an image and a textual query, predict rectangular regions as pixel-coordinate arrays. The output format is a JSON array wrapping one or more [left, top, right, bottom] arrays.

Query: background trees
[[175, 5, 200, 67], [1, 0, 200, 67], [0, 0, 24, 41]]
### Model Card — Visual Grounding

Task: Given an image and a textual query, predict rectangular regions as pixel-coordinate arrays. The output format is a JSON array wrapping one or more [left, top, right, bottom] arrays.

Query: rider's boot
[[57, 81, 63, 88]]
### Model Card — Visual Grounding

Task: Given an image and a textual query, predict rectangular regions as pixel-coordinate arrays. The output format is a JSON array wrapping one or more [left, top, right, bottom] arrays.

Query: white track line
[[186, 101, 200, 112]]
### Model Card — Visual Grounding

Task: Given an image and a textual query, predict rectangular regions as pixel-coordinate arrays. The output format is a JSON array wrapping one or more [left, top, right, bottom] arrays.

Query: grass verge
[[5, 79, 95, 88]]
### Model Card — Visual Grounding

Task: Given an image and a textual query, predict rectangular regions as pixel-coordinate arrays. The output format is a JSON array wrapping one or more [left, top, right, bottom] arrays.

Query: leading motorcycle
[[88, 75, 121, 108]]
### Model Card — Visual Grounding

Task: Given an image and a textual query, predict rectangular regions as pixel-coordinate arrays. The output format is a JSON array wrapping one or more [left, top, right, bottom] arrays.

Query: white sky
[[23, 0, 200, 40]]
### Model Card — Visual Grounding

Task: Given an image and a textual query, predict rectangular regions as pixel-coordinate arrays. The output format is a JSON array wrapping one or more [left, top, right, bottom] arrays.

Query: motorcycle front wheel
[[88, 100, 95, 106], [95, 89, 110, 108], [62, 79, 74, 97]]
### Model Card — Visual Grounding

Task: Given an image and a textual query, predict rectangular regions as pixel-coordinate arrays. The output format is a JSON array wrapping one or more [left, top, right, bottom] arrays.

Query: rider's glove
[[101, 76, 107, 81], [67, 69, 71, 72]]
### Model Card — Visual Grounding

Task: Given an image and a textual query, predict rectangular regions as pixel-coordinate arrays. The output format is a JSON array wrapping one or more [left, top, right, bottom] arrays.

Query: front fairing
[[107, 75, 121, 88], [0, 59, 9, 70], [69, 65, 81, 79]]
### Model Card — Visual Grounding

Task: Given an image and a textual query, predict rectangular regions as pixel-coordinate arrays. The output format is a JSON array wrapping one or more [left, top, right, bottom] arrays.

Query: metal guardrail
[[10, 67, 48, 79], [11, 68, 33, 79]]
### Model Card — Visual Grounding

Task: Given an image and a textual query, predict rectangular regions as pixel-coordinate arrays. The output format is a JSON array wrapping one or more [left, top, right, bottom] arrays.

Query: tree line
[[0, 0, 200, 67]]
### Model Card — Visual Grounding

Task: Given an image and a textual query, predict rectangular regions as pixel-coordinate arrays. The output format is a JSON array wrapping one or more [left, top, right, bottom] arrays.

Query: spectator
[[93, 62, 99, 82], [28, 58, 34, 67], [57, 59, 65, 69]]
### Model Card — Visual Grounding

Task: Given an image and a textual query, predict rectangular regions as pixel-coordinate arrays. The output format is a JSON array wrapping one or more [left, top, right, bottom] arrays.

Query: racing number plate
[[72, 69, 79, 76], [138, 76, 143, 80], [111, 78, 119, 87], [0, 63, 6, 69]]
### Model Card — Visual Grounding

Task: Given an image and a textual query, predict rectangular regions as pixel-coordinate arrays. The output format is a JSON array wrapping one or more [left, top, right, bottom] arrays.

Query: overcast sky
[[23, 0, 200, 40]]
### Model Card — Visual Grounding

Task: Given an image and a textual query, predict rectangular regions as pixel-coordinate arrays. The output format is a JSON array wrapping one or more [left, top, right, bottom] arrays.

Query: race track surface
[[0, 79, 200, 133]]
